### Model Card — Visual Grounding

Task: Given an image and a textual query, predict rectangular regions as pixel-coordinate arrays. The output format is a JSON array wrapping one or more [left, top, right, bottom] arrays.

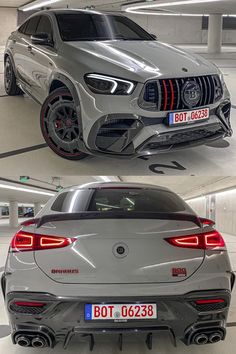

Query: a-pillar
[[9, 201, 18, 228], [208, 14, 223, 54], [34, 202, 41, 216]]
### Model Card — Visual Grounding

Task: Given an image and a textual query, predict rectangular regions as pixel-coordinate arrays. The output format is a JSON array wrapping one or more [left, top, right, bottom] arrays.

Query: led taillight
[[199, 217, 215, 227], [11, 231, 76, 252], [165, 230, 225, 250], [21, 218, 39, 227]]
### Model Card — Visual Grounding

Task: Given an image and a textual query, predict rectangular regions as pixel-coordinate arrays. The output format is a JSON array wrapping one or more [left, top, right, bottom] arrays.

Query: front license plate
[[168, 107, 210, 126], [85, 303, 157, 321]]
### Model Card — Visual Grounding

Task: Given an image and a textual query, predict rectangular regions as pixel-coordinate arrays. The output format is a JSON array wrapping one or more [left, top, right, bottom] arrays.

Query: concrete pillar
[[208, 14, 223, 54], [34, 202, 41, 216], [9, 201, 18, 228]]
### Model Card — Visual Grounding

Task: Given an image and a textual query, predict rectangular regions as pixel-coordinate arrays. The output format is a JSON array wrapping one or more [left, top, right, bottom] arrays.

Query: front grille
[[140, 75, 223, 111]]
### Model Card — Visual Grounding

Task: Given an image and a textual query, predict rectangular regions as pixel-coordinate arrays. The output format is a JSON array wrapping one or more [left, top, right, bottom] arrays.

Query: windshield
[[56, 13, 155, 42]]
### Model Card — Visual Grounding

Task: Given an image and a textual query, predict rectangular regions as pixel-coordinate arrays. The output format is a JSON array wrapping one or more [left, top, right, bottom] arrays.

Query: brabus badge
[[172, 268, 187, 277]]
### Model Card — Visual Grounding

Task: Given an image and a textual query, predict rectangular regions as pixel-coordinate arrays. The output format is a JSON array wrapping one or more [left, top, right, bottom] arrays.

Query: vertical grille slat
[[141, 74, 223, 111], [196, 77, 204, 107], [162, 79, 168, 111], [156, 81, 162, 111], [175, 79, 180, 110], [169, 79, 174, 111], [206, 76, 212, 105], [201, 76, 208, 106]]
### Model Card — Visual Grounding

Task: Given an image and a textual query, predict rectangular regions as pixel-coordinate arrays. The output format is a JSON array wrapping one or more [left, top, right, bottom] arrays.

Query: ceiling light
[[0, 184, 55, 196], [19, 0, 62, 12], [98, 176, 113, 182], [123, 0, 222, 15], [93, 176, 120, 182]]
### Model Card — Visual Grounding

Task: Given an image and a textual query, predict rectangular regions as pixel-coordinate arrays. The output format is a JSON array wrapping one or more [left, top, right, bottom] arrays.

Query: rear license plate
[[168, 107, 210, 126], [85, 303, 157, 321]]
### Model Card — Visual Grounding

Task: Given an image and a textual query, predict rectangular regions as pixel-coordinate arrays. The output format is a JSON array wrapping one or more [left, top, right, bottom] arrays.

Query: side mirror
[[31, 33, 53, 46], [150, 33, 157, 40]]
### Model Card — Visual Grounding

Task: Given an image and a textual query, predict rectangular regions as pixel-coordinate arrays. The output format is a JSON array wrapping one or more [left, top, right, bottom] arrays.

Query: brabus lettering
[[51, 269, 79, 274], [172, 268, 187, 277]]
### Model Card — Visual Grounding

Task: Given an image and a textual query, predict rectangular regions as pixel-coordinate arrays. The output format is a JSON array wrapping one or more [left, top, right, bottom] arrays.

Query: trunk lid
[[34, 216, 205, 284]]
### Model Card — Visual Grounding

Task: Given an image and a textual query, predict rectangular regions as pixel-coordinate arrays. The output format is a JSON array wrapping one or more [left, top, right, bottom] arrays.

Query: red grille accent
[[162, 80, 168, 111], [169, 79, 174, 110]]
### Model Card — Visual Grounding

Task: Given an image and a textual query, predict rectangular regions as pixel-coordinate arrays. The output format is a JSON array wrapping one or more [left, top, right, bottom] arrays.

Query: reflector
[[13, 301, 46, 307], [195, 299, 225, 305]]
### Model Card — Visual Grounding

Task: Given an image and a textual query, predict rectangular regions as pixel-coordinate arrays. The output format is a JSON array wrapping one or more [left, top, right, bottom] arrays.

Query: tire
[[40, 87, 88, 160], [4, 56, 23, 96]]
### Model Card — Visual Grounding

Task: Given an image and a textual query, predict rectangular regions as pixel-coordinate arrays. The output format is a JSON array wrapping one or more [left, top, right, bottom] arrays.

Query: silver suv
[[1, 182, 234, 349], [4, 9, 232, 160]]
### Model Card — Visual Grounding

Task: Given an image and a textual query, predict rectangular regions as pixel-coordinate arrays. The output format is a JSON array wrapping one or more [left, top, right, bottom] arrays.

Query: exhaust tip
[[209, 332, 223, 343], [16, 336, 31, 347], [193, 333, 209, 345], [31, 336, 47, 348]]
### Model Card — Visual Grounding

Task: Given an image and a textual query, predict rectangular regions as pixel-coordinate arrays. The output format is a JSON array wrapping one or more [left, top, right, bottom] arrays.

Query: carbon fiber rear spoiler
[[25, 212, 202, 229]]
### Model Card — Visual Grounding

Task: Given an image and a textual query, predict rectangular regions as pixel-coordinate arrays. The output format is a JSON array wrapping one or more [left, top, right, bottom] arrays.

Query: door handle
[[27, 45, 33, 52]]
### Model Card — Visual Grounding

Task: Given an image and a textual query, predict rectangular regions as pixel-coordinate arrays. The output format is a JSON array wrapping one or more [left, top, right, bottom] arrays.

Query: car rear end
[[1, 183, 234, 349]]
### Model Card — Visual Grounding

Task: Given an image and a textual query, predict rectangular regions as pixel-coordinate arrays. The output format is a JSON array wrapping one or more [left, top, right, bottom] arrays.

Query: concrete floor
[[0, 45, 236, 175], [0, 218, 235, 353]]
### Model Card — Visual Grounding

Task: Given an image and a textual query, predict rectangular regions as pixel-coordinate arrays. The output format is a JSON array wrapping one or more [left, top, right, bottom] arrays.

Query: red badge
[[172, 268, 187, 277]]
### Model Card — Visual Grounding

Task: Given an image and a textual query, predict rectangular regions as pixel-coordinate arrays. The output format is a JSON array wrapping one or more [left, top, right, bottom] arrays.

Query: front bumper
[[6, 290, 231, 348], [78, 87, 232, 158]]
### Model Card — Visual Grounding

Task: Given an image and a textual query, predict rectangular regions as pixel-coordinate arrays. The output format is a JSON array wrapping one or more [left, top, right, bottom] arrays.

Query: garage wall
[[128, 14, 236, 44], [187, 197, 207, 218], [215, 191, 236, 235], [0, 8, 17, 46], [187, 191, 236, 236]]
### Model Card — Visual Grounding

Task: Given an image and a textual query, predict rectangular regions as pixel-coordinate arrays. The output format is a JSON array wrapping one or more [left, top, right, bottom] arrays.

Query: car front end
[[77, 63, 232, 158]]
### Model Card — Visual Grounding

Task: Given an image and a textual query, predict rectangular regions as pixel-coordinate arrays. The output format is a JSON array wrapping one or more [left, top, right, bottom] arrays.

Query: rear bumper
[[6, 289, 231, 348]]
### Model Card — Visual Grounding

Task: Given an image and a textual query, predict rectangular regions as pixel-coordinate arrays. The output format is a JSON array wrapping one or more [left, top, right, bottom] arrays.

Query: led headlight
[[214, 73, 225, 101], [84, 74, 136, 95], [219, 73, 227, 91]]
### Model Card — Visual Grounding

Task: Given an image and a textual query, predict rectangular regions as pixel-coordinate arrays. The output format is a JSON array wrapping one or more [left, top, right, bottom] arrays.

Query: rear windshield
[[51, 188, 188, 213], [56, 13, 154, 42]]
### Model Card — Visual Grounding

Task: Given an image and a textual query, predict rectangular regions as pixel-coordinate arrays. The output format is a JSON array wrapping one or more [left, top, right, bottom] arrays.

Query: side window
[[36, 16, 53, 40], [18, 21, 28, 34], [24, 16, 40, 36]]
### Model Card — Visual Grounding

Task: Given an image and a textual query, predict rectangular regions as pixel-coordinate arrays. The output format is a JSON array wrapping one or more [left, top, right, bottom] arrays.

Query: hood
[[65, 40, 219, 82]]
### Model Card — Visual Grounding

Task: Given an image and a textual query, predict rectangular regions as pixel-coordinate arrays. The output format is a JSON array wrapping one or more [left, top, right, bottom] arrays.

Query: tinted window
[[88, 189, 187, 213], [18, 21, 28, 34], [56, 13, 154, 41], [36, 15, 53, 39], [51, 190, 89, 212], [25, 16, 40, 36]]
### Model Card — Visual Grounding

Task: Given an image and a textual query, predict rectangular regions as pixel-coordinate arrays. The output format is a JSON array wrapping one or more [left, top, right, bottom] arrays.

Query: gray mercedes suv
[[4, 9, 232, 160], [1, 182, 235, 350]]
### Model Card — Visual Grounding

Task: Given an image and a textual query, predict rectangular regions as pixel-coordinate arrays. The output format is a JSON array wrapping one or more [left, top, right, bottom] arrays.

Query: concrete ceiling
[[0, 176, 236, 204], [0, 0, 29, 7], [0, 176, 96, 203], [12, 0, 236, 14], [120, 176, 236, 199]]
